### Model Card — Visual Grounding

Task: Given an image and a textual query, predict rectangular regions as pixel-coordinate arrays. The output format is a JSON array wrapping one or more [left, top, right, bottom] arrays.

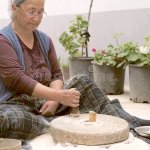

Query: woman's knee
[[0, 112, 11, 135], [67, 74, 93, 90], [0, 107, 47, 139], [0, 105, 30, 138], [72, 74, 93, 84]]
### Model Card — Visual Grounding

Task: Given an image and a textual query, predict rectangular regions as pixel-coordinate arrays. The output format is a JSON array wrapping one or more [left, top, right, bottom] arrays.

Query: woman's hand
[[56, 88, 81, 107], [33, 83, 80, 107], [39, 101, 59, 116], [39, 88, 81, 117]]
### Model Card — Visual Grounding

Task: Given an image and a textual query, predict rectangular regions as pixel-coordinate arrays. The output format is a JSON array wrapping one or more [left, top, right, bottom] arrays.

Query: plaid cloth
[[64, 74, 141, 129], [0, 95, 50, 139], [0, 74, 147, 142]]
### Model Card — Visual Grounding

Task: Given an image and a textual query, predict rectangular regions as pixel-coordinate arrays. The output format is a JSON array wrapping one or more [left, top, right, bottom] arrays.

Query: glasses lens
[[29, 11, 47, 18], [17, 6, 47, 19]]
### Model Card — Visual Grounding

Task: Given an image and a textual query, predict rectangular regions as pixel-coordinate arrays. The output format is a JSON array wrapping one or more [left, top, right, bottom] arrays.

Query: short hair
[[8, 0, 26, 20]]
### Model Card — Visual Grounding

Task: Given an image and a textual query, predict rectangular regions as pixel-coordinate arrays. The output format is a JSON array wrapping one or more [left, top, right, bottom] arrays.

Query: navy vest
[[0, 24, 51, 101]]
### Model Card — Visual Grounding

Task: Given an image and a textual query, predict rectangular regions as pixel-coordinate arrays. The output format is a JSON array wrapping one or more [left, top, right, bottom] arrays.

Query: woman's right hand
[[56, 88, 81, 107]]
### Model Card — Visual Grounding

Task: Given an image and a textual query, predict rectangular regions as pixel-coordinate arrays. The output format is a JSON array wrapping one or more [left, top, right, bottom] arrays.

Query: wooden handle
[[70, 107, 80, 117], [89, 111, 97, 122]]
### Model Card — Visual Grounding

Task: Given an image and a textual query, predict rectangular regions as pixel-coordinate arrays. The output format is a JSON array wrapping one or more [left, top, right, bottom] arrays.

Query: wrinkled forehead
[[16, 0, 45, 9], [12, 0, 24, 5]]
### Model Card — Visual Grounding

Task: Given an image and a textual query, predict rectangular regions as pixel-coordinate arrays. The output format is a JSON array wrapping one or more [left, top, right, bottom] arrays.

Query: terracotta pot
[[0, 138, 21, 150]]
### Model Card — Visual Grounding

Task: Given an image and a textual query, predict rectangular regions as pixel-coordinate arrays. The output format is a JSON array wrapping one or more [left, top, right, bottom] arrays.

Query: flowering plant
[[92, 44, 126, 67], [92, 33, 128, 68], [92, 35, 150, 67], [118, 36, 150, 66]]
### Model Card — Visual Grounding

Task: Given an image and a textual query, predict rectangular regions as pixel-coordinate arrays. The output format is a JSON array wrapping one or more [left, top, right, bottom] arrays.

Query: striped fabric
[[0, 74, 141, 140], [65, 74, 140, 129]]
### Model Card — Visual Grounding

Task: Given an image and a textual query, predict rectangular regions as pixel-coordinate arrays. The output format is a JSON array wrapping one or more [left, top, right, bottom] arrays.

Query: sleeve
[[0, 35, 38, 95], [48, 38, 63, 82]]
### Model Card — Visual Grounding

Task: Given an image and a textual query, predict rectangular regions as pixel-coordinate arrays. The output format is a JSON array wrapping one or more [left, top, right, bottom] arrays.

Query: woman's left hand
[[39, 101, 59, 116], [39, 79, 63, 116]]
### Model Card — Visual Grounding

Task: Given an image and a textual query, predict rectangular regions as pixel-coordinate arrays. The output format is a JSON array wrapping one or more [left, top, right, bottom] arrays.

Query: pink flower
[[92, 48, 96, 53]]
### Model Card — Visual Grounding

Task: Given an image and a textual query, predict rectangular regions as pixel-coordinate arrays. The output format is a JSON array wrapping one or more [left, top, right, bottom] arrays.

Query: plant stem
[[86, 0, 94, 57], [87, 0, 94, 28], [114, 37, 120, 48]]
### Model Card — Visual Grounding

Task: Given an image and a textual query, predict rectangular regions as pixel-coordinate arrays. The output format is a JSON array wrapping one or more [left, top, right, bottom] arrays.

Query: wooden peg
[[89, 111, 97, 122]]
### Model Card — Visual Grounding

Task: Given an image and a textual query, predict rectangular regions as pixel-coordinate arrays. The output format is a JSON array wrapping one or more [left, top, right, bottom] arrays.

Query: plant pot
[[61, 66, 70, 81], [68, 57, 93, 79], [129, 64, 150, 103], [93, 63, 125, 95]]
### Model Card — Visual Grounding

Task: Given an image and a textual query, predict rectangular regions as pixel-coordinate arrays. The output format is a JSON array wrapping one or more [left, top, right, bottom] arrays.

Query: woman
[[0, 0, 149, 141]]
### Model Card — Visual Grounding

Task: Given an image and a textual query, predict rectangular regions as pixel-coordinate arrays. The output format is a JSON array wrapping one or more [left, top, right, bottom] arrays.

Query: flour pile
[[29, 133, 150, 150]]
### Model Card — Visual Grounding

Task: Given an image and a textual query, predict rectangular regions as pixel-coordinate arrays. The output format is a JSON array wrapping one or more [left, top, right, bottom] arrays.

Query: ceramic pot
[[129, 64, 150, 103], [93, 63, 125, 95], [68, 57, 93, 79]]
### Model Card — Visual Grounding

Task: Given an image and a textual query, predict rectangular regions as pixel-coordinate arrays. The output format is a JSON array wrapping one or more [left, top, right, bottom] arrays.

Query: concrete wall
[[1, 8, 150, 86], [1, 0, 150, 19], [37, 8, 150, 58]]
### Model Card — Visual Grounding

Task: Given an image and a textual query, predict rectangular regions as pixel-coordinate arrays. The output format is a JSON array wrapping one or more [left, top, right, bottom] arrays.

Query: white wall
[[1, 0, 150, 19], [45, 0, 150, 15], [35, 8, 150, 58]]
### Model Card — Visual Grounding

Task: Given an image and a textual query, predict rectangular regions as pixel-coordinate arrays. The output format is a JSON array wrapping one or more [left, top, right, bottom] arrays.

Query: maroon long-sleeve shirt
[[0, 33, 63, 96]]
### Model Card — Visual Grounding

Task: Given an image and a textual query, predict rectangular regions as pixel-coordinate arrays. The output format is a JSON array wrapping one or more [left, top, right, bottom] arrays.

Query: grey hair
[[8, 0, 26, 20]]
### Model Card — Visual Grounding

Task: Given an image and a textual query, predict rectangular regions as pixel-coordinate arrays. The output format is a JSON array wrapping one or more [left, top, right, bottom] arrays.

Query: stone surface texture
[[0, 139, 21, 150], [50, 114, 129, 145]]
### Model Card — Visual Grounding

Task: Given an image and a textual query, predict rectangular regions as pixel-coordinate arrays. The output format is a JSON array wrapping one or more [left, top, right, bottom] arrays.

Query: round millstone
[[0, 138, 21, 150], [50, 114, 129, 145]]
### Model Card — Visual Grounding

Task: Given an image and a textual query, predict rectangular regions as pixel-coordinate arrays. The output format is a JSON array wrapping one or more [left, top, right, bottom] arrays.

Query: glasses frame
[[16, 5, 47, 19]]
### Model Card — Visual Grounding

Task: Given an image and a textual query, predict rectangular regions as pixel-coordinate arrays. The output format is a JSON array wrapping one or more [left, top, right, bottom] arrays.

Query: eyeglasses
[[17, 6, 47, 19]]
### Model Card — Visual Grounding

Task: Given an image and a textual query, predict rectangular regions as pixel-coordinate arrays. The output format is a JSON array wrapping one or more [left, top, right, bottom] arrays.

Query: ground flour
[[29, 132, 150, 150]]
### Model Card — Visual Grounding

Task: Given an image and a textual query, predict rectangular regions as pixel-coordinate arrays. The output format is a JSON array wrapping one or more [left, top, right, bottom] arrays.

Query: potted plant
[[92, 33, 134, 95], [58, 57, 70, 81], [92, 47, 125, 95], [59, 0, 94, 79], [118, 36, 150, 103], [61, 61, 70, 81]]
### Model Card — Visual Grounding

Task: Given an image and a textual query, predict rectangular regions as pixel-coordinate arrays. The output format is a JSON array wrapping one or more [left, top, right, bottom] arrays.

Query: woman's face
[[13, 0, 45, 31]]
